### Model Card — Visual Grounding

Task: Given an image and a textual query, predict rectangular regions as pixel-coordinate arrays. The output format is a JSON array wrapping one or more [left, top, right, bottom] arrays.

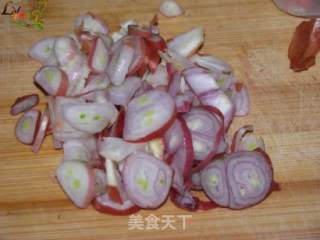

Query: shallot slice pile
[[11, 9, 279, 215]]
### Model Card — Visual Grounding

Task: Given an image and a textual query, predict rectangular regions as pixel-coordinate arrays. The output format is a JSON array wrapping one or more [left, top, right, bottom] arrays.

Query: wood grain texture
[[0, 0, 320, 239]]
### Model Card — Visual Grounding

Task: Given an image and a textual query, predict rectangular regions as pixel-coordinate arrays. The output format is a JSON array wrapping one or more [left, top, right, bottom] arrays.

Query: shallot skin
[[288, 19, 320, 72]]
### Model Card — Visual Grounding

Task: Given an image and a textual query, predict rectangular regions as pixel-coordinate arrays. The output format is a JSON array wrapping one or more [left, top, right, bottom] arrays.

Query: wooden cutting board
[[0, 0, 319, 239]]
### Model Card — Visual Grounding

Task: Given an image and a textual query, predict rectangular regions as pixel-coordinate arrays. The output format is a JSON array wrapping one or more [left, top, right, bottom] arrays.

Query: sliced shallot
[[175, 91, 193, 113], [88, 37, 109, 73], [190, 53, 232, 74], [145, 35, 167, 72], [28, 37, 57, 65], [99, 34, 113, 49], [63, 101, 118, 134], [105, 159, 125, 204], [159, 0, 184, 18], [123, 90, 176, 142], [10, 94, 39, 116], [106, 76, 141, 106], [231, 125, 265, 153], [48, 96, 91, 141], [94, 168, 107, 196], [92, 192, 140, 215], [201, 150, 273, 209], [15, 109, 40, 145], [199, 90, 234, 129], [159, 49, 195, 70], [127, 36, 146, 76], [128, 24, 152, 38], [164, 119, 184, 155], [191, 172, 202, 190], [120, 19, 138, 34], [184, 67, 219, 96], [229, 83, 250, 117], [107, 42, 135, 86], [63, 139, 92, 162], [54, 36, 90, 96], [99, 137, 145, 162], [183, 107, 222, 161], [34, 66, 69, 96], [56, 160, 95, 208], [144, 138, 165, 160], [81, 73, 110, 94], [170, 189, 199, 211], [273, 0, 320, 17], [123, 152, 173, 208], [108, 109, 125, 138], [200, 156, 229, 207], [145, 64, 169, 88], [167, 27, 204, 57], [31, 108, 50, 153], [75, 12, 108, 35], [227, 150, 274, 209], [169, 117, 194, 187], [167, 70, 181, 97], [213, 72, 236, 91]]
